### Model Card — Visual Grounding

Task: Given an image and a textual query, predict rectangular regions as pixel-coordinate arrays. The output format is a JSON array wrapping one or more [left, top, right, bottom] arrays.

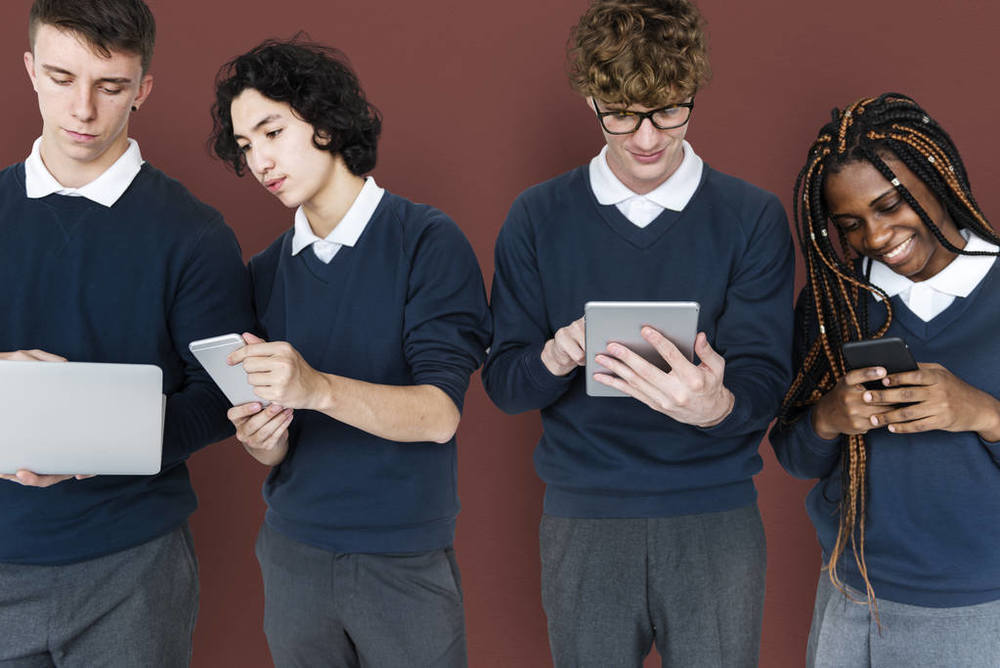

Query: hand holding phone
[[189, 333, 267, 406]]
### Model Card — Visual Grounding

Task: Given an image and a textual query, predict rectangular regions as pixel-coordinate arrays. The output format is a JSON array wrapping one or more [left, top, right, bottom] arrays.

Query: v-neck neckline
[[875, 256, 1000, 341], [581, 165, 707, 250]]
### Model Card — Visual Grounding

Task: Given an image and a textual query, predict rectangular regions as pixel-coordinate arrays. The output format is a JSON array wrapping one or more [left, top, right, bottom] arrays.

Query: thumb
[[242, 332, 267, 345]]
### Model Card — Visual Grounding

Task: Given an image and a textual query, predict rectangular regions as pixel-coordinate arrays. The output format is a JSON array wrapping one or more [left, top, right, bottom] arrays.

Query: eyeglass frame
[[591, 98, 696, 135]]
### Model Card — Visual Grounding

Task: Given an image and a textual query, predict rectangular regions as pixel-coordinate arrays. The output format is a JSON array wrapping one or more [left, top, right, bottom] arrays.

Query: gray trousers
[[539, 504, 766, 668], [0, 523, 198, 668], [807, 570, 1000, 668], [255, 523, 467, 668]]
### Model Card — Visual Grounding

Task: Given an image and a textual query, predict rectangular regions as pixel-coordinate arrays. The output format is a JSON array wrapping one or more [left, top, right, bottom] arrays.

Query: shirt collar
[[588, 140, 703, 211], [24, 137, 144, 207], [868, 229, 998, 301], [291, 176, 386, 256]]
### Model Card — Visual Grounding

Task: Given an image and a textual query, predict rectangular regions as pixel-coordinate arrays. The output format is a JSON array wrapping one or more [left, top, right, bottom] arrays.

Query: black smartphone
[[842, 337, 918, 390]]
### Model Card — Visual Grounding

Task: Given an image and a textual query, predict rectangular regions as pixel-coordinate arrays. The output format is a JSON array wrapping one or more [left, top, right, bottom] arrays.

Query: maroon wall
[[2, 1, 998, 665]]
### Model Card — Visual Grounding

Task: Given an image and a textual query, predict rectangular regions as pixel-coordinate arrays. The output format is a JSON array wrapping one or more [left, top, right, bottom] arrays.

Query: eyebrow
[[40, 64, 132, 85], [868, 188, 896, 207], [233, 114, 283, 140]]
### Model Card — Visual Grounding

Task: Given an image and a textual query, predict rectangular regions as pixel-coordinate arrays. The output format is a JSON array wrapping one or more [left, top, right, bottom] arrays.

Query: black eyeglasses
[[592, 98, 695, 135]]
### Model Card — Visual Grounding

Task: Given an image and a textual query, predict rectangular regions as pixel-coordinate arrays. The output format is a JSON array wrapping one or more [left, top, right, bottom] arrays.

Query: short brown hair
[[29, 0, 156, 74], [569, 0, 710, 107]]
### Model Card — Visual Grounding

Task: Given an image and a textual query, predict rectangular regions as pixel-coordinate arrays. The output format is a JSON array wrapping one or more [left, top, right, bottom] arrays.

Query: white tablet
[[188, 333, 264, 407], [0, 360, 164, 475], [585, 301, 700, 398]]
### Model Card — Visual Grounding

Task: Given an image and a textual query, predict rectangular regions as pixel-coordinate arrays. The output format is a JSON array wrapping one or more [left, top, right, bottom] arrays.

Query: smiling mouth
[[630, 149, 665, 162], [881, 236, 915, 262]]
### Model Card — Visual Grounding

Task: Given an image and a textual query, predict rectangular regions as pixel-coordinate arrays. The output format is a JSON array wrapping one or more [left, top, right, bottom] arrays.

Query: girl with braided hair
[[770, 93, 1000, 666]]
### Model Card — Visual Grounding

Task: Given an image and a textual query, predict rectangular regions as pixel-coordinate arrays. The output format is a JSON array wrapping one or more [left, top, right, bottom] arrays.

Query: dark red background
[[2, 1, 997, 665]]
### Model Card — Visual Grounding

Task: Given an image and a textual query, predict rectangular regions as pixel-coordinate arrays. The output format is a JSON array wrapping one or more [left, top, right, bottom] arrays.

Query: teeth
[[884, 237, 913, 259]]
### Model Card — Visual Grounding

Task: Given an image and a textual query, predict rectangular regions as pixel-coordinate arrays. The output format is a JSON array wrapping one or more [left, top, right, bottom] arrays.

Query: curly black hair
[[210, 37, 381, 177]]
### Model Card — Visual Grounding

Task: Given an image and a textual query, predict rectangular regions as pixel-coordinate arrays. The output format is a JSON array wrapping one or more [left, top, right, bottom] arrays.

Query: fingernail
[[863, 392, 872, 402], [870, 415, 878, 425], [887, 425, 896, 433], [876, 368, 886, 377]]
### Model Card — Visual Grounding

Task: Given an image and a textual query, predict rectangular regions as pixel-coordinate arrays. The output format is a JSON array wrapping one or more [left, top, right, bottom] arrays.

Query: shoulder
[[127, 163, 227, 233], [379, 191, 474, 253], [509, 166, 588, 216], [698, 165, 789, 241], [0, 163, 27, 200], [498, 166, 589, 244], [249, 230, 292, 274]]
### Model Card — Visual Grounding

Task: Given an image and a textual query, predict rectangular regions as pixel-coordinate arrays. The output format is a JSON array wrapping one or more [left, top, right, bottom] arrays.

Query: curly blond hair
[[569, 0, 711, 107]]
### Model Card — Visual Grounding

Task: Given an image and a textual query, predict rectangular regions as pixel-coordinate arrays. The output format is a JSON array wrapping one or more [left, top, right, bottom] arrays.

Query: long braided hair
[[778, 93, 1000, 613]]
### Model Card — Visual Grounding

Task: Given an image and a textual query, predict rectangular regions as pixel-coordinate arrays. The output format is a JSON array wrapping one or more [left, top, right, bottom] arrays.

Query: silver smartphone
[[585, 301, 700, 398], [188, 333, 266, 407]]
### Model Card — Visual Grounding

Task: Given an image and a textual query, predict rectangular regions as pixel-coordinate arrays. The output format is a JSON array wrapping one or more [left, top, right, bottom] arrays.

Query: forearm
[[483, 342, 576, 414], [163, 383, 235, 465], [313, 375, 460, 444], [770, 407, 842, 480]]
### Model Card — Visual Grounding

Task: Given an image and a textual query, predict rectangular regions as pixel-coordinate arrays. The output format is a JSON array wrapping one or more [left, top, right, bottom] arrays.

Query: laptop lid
[[0, 360, 164, 475]]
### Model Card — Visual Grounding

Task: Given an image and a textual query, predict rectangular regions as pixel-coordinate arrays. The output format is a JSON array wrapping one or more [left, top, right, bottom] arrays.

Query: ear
[[314, 129, 332, 147], [24, 51, 38, 92], [132, 72, 153, 109]]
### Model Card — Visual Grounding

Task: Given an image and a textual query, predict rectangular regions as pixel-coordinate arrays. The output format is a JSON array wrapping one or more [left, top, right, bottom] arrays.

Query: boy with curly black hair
[[210, 39, 491, 667]]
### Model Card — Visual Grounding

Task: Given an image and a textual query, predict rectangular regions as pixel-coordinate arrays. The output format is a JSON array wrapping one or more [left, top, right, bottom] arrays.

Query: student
[[481, 0, 794, 665], [0, 0, 253, 664], [771, 93, 1000, 667], [209, 39, 491, 667]]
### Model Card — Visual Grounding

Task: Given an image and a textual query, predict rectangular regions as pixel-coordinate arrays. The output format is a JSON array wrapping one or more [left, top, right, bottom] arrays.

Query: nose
[[631, 117, 661, 150], [862, 218, 893, 252], [247, 147, 275, 179], [71, 85, 97, 122]]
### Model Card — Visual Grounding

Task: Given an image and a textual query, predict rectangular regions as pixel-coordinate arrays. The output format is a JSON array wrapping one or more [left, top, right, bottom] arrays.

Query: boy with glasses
[[0, 0, 252, 664], [483, 0, 794, 665]]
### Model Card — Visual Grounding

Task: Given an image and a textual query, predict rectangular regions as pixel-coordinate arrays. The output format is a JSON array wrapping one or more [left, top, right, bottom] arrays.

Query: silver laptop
[[0, 360, 164, 475]]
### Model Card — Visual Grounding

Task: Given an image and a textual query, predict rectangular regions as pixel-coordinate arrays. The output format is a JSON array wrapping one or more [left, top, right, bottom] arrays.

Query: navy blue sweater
[[771, 260, 1000, 607], [249, 191, 490, 553], [482, 165, 794, 517], [0, 162, 253, 565]]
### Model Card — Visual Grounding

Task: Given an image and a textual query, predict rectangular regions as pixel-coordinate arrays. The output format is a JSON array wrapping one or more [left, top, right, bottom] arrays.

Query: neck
[[39, 132, 130, 189], [302, 157, 366, 238]]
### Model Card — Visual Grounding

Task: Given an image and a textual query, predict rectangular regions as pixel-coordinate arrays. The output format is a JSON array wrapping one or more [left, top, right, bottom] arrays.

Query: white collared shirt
[[291, 176, 385, 263], [24, 137, 144, 207], [588, 140, 704, 228], [867, 229, 998, 322]]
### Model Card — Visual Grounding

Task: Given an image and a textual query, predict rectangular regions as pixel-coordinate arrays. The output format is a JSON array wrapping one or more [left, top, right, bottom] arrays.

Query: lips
[[264, 177, 286, 193], [630, 149, 665, 164], [64, 129, 98, 142]]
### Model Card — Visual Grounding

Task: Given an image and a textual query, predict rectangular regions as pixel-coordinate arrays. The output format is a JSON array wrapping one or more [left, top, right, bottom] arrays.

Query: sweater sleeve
[[770, 407, 843, 479], [481, 196, 578, 414], [161, 220, 254, 466], [403, 215, 492, 413], [698, 194, 795, 439]]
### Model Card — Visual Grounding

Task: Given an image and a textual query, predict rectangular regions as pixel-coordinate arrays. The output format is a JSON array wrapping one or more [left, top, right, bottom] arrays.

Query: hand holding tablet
[[585, 301, 700, 398]]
